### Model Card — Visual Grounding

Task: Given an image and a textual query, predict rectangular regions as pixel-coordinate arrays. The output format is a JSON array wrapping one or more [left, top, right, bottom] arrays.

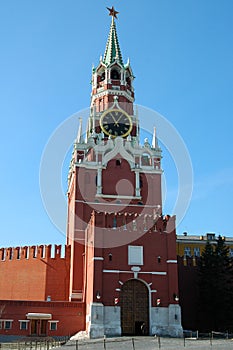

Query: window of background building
[[229, 248, 233, 257], [184, 247, 191, 257], [3, 320, 13, 329], [194, 247, 200, 257], [19, 321, 29, 330], [207, 233, 215, 241]]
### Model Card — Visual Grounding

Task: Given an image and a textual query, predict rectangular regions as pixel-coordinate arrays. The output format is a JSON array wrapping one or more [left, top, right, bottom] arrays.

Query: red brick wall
[[89, 215, 179, 308], [0, 300, 85, 337], [45, 246, 71, 301], [0, 245, 70, 301], [102, 159, 135, 197]]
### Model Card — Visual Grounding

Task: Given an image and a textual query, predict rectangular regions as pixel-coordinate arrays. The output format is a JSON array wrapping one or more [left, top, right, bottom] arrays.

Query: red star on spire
[[107, 6, 119, 19]]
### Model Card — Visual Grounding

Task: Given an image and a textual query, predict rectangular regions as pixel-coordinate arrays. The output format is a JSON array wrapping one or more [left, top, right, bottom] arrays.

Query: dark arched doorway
[[121, 279, 149, 335]]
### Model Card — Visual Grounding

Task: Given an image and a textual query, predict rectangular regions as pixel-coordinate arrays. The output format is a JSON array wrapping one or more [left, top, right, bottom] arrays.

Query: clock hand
[[115, 114, 123, 124], [110, 112, 120, 126]]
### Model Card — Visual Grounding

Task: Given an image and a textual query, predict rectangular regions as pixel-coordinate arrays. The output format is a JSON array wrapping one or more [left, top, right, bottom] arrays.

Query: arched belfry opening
[[111, 68, 120, 80], [120, 279, 149, 336]]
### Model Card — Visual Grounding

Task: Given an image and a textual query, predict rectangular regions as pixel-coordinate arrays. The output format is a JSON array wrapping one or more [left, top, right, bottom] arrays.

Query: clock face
[[100, 109, 133, 138]]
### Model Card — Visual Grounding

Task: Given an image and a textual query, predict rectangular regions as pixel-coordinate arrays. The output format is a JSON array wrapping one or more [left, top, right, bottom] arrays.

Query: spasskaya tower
[[66, 7, 183, 338]]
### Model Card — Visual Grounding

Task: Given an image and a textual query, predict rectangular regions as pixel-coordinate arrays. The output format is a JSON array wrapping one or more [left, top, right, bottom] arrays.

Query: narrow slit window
[[113, 217, 117, 229]]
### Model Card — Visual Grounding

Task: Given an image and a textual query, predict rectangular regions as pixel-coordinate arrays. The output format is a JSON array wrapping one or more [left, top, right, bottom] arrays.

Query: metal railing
[[0, 339, 66, 350]]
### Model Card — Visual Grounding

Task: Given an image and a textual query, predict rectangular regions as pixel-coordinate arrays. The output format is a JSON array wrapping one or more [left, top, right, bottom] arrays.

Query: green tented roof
[[103, 17, 123, 66]]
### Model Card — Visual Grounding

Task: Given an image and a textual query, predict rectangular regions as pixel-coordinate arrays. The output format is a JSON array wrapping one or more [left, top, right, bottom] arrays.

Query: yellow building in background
[[176, 233, 233, 257]]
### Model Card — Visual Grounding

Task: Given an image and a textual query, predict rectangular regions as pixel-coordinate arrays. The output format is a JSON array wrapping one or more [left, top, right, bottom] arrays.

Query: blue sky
[[0, 0, 233, 247]]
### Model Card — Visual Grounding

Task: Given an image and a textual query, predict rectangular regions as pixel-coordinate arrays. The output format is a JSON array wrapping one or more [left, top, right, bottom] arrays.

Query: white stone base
[[151, 304, 183, 337], [104, 306, 121, 336], [87, 303, 183, 338], [87, 303, 121, 339]]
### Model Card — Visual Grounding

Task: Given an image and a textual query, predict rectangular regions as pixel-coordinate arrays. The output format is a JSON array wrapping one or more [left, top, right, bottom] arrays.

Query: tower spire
[[103, 7, 123, 66]]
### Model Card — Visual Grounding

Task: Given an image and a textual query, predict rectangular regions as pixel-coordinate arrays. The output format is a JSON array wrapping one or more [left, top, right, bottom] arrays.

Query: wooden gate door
[[30, 320, 47, 336], [121, 279, 149, 335], [40, 320, 47, 336], [31, 320, 38, 336]]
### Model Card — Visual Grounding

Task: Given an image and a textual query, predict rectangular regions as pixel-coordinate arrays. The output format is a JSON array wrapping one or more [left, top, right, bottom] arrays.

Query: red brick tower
[[67, 7, 183, 338]]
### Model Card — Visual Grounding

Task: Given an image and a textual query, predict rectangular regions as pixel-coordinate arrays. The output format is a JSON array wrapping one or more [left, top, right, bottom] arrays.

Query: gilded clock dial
[[100, 109, 132, 137]]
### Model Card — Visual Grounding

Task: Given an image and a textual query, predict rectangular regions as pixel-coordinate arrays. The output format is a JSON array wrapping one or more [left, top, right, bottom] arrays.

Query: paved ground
[[60, 337, 233, 350]]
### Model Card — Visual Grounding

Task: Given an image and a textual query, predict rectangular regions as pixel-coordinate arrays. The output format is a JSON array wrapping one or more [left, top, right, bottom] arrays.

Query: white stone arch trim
[[124, 277, 152, 292]]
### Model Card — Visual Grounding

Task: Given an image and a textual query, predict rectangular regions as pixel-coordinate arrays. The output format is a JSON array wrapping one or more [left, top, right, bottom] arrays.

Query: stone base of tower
[[151, 305, 183, 337], [87, 303, 121, 339], [87, 303, 182, 339]]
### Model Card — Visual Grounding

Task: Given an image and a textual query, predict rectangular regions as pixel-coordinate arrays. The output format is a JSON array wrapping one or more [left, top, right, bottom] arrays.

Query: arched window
[[141, 153, 151, 166]]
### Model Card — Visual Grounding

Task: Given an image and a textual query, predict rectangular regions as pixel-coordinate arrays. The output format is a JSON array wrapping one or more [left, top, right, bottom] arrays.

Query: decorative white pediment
[[102, 137, 134, 166], [95, 61, 107, 73]]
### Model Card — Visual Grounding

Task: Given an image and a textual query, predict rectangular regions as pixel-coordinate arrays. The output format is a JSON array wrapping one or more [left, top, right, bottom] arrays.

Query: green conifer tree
[[198, 235, 233, 331]]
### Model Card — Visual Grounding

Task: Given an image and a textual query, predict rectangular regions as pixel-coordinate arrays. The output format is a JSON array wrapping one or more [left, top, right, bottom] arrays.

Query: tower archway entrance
[[121, 279, 149, 336]]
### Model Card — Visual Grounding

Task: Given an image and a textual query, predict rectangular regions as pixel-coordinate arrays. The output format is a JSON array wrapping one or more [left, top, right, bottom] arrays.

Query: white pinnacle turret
[[77, 117, 84, 144], [152, 127, 158, 149]]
